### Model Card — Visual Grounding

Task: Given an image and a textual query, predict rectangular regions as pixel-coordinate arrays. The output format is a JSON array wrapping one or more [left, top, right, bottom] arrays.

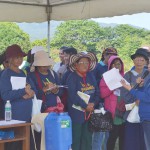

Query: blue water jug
[[45, 112, 72, 150]]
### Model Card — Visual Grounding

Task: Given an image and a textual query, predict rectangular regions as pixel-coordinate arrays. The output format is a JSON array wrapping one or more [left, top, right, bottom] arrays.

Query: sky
[[92, 13, 150, 30]]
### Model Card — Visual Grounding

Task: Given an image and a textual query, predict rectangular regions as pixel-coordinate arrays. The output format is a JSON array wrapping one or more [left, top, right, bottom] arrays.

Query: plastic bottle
[[5, 100, 12, 121]]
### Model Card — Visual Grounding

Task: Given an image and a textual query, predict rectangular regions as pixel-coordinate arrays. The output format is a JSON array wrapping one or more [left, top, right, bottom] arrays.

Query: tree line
[[0, 21, 150, 70]]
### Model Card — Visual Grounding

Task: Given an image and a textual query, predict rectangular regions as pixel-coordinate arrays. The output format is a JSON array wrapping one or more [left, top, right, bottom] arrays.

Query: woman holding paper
[[29, 50, 61, 112], [0, 44, 35, 150], [121, 65, 150, 150], [120, 48, 150, 150], [67, 52, 100, 150], [100, 55, 125, 150]]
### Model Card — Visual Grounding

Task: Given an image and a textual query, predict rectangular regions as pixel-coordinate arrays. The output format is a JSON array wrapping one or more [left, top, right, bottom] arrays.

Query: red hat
[[5, 44, 27, 60]]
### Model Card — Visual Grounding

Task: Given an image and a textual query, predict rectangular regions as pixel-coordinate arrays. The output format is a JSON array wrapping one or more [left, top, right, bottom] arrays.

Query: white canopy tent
[[0, 0, 150, 52], [0, 0, 150, 22]]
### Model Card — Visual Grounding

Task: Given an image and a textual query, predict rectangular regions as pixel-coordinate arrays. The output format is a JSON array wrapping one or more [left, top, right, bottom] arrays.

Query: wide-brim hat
[[33, 51, 55, 66], [69, 52, 97, 72], [131, 48, 150, 61], [5, 44, 27, 60], [103, 47, 118, 55]]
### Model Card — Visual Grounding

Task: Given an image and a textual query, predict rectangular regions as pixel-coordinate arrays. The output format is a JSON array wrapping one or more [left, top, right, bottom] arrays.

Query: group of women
[[0, 44, 150, 150]]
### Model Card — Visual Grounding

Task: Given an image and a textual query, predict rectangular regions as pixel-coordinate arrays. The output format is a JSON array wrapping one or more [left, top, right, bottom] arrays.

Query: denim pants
[[92, 132, 109, 150], [142, 121, 150, 150]]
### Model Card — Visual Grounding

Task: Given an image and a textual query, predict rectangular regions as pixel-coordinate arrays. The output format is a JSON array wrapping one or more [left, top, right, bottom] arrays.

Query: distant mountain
[[98, 23, 118, 28], [17, 21, 147, 42], [17, 21, 62, 42]]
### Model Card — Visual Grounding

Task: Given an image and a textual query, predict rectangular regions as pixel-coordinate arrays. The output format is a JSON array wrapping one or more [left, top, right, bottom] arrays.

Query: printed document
[[72, 91, 90, 112], [11, 77, 26, 90], [103, 68, 129, 90]]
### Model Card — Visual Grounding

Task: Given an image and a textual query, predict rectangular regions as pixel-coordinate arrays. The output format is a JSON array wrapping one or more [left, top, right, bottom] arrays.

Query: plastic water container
[[45, 112, 72, 150]]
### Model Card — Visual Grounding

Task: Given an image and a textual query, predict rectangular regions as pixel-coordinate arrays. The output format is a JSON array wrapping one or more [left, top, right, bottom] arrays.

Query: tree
[[0, 22, 31, 53], [50, 20, 105, 53], [31, 39, 60, 62], [35, 21, 150, 71], [31, 38, 47, 49]]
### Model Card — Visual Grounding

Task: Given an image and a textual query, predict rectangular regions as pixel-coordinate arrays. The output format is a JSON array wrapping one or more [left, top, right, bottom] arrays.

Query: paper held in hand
[[11, 76, 26, 90], [103, 68, 129, 90], [72, 91, 90, 112]]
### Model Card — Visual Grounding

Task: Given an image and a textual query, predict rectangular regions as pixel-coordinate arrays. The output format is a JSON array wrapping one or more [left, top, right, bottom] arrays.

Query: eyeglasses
[[78, 61, 89, 65], [113, 63, 121, 67]]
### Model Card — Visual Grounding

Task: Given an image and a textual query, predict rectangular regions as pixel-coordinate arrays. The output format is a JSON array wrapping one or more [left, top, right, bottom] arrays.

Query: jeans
[[142, 121, 150, 150], [92, 132, 109, 150]]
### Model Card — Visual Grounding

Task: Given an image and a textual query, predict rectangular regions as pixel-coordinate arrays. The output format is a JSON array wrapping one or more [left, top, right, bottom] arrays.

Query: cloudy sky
[[92, 13, 150, 30]]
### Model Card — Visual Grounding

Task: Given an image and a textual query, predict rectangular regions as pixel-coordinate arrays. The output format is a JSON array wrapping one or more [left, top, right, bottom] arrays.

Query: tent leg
[[47, 20, 50, 54]]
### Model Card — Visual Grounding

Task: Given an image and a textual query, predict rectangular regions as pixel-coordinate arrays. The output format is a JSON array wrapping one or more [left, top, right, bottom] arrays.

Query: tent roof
[[0, 0, 150, 22]]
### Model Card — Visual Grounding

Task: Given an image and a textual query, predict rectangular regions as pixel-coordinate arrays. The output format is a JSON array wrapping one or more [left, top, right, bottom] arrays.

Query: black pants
[[107, 123, 125, 150]]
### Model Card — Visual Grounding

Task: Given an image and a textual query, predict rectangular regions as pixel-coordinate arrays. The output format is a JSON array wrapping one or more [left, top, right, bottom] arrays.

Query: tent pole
[[46, 0, 51, 55], [47, 20, 50, 54]]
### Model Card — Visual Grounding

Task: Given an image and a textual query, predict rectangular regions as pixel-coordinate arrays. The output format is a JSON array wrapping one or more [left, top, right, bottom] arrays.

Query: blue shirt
[[29, 70, 61, 108], [66, 71, 100, 123], [0, 68, 34, 122], [130, 80, 150, 122]]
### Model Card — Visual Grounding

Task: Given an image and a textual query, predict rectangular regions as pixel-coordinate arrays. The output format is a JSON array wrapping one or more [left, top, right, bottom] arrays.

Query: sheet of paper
[[0, 120, 26, 126], [103, 68, 129, 90], [125, 102, 136, 111], [11, 76, 26, 90], [72, 91, 90, 112]]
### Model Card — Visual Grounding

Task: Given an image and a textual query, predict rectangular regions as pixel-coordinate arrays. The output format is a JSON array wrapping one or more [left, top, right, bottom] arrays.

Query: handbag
[[127, 105, 140, 123], [88, 110, 113, 132], [44, 96, 64, 113], [32, 95, 42, 132], [32, 95, 42, 116]]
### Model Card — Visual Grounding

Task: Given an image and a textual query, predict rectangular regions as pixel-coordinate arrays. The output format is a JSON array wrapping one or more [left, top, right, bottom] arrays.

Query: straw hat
[[33, 51, 55, 66], [69, 52, 97, 72]]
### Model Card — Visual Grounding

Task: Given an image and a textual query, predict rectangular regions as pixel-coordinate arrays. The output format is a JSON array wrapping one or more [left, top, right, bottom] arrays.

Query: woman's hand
[[85, 103, 94, 112], [43, 82, 59, 94], [136, 77, 144, 87], [23, 94, 30, 99], [120, 79, 132, 91], [24, 84, 35, 99], [135, 100, 140, 106], [23, 89, 35, 99]]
